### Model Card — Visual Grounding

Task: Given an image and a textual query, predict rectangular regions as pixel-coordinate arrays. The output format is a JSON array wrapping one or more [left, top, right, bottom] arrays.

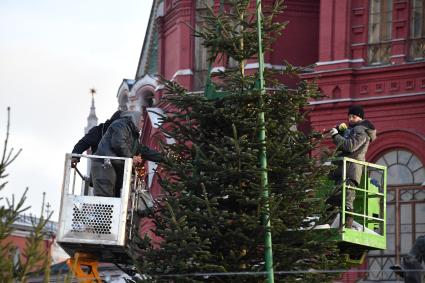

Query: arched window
[[374, 149, 425, 185], [367, 149, 425, 281]]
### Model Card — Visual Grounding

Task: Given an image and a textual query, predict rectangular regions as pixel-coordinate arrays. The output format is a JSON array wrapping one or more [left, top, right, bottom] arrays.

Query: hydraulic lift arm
[[66, 252, 102, 283]]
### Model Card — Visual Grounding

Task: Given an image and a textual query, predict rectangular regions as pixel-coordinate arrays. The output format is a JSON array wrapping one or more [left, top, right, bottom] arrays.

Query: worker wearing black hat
[[347, 105, 364, 120], [327, 105, 377, 228]]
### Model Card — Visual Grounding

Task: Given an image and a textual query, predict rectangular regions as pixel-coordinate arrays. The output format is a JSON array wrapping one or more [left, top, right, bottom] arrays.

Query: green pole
[[256, 1, 274, 282]]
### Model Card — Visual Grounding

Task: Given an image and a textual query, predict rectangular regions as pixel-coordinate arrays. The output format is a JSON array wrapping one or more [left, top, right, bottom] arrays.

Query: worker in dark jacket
[[71, 110, 122, 168], [391, 235, 425, 283], [328, 105, 377, 227], [91, 110, 163, 197]]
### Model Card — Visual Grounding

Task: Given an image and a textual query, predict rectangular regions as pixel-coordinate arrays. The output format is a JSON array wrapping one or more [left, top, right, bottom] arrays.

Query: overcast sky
[[0, 0, 153, 221]]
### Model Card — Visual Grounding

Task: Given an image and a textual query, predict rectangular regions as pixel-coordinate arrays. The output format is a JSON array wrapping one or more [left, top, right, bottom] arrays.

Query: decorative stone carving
[[360, 84, 368, 94], [332, 86, 341, 99], [375, 83, 384, 93], [390, 81, 399, 92], [405, 80, 415, 90]]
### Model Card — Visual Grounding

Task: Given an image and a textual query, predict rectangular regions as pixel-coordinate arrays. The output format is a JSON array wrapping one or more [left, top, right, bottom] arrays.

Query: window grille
[[409, 0, 425, 60], [367, 149, 425, 281], [368, 0, 393, 64]]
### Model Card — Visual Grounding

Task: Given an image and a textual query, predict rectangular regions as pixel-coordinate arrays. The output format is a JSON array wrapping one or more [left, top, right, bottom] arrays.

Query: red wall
[[302, 1, 425, 281], [158, 0, 194, 89], [145, 1, 425, 282], [270, 0, 319, 67], [1, 234, 53, 271], [303, 0, 425, 166], [157, 0, 320, 89]]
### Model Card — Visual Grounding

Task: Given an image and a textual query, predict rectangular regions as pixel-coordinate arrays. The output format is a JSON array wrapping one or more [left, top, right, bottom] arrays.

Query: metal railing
[[56, 153, 147, 264], [337, 157, 388, 251], [341, 157, 387, 234]]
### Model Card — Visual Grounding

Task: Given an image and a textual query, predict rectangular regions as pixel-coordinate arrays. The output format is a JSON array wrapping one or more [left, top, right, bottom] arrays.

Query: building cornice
[[304, 61, 425, 78], [310, 91, 425, 105]]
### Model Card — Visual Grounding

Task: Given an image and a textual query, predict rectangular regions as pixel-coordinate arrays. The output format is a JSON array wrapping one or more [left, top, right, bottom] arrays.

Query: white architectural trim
[[210, 64, 285, 73], [211, 66, 226, 73], [117, 80, 135, 111], [117, 80, 134, 98], [170, 64, 287, 77], [147, 161, 158, 188], [391, 38, 406, 42], [315, 58, 364, 66], [11, 229, 33, 237], [166, 136, 176, 144], [171, 69, 193, 80], [130, 74, 158, 98], [156, 1, 164, 17], [154, 84, 164, 91], [244, 62, 259, 69], [310, 91, 425, 105], [147, 107, 165, 128], [116, 75, 159, 111], [244, 63, 285, 70]]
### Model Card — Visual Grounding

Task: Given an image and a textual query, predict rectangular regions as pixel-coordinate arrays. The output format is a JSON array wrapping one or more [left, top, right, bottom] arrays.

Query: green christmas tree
[[0, 107, 53, 283], [132, 1, 346, 282]]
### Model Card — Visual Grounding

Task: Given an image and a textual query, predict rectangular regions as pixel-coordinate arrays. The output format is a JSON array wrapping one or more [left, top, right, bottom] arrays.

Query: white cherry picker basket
[[57, 153, 140, 263]]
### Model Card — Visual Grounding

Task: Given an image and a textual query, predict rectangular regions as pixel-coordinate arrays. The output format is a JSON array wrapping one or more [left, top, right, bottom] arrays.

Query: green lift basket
[[317, 157, 387, 265]]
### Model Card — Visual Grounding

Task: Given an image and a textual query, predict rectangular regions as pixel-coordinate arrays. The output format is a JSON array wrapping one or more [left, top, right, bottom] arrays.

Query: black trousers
[[326, 178, 356, 212], [91, 159, 124, 197], [402, 236, 425, 283]]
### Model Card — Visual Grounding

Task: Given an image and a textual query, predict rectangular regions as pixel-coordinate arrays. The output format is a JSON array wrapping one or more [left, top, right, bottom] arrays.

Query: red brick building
[[302, 1, 425, 281], [117, 0, 425, 281], [1, 213, 62, 271]]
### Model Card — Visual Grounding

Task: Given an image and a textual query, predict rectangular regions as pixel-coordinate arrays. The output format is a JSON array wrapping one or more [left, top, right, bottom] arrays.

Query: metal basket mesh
[[71, 203, 114, 234]]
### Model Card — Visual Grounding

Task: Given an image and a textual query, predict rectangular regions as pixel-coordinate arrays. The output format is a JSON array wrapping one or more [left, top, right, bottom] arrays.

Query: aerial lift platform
[[314, 157, 387, 265], [57, 153, 149, 282]]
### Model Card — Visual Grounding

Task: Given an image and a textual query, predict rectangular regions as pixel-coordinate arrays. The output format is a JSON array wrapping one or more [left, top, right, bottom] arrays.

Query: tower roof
[[135, 0, 161, 79], [85, 88, 98, 134]]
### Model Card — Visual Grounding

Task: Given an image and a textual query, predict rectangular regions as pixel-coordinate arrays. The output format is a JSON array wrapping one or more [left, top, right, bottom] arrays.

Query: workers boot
[[345, 216, 354, 229]]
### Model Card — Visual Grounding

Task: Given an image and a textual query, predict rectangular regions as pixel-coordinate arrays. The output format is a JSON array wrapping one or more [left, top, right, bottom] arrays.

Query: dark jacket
[[402, 235, 425, 283], [94, 111, 163, 162], [72, 110, 121, 154], [332, 119, 377, 185]]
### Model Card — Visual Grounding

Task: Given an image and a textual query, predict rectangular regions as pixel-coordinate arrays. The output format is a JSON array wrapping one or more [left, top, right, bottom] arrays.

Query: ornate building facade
[[116, 0, 425, 282], [302, 1, 425, 281]]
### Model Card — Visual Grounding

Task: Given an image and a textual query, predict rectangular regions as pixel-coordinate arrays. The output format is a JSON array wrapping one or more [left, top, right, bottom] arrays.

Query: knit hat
[[348, 105, 364, 119]]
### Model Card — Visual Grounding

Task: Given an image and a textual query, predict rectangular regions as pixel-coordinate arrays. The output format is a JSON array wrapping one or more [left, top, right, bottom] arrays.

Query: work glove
[[329, 128, 339, 136], [71, 157, 79, 168], [338, 122, 348, 132]]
